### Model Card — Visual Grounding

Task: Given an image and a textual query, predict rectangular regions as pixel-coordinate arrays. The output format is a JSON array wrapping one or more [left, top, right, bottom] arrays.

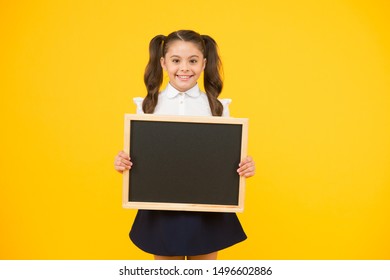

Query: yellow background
[[1, 0, 389, 260]]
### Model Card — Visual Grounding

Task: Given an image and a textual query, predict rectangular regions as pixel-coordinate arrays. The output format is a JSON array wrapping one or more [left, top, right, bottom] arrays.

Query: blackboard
[[122, 114, 248, 212]]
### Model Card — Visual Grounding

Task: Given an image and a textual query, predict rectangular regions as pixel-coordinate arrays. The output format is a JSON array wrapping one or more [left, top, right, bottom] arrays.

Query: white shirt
[[133, 83, 232, 117]]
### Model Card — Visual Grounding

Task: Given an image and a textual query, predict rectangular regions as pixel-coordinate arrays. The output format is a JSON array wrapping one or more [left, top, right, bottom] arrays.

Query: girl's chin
[[172, 81, 196, 92]]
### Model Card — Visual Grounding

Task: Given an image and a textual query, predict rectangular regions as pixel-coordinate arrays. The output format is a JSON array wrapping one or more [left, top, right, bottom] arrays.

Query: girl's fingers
[[115, 158, 132, 167], [238, 156, 252, 166], [116, 165, 126, 171], [114, 151, 132, 173], [237, 156, 255, 178], [114, 163, 131, 173], [118, 150, 130, 159], [238, 167, 255, 177], [117, 158, 132, 167]]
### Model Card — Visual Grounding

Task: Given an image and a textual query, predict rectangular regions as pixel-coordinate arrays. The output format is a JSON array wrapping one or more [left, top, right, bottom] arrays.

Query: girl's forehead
[[165, 41, 203, 56]]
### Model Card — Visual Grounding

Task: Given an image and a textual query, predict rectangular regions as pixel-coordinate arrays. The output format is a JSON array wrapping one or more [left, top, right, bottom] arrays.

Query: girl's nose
[[180, 62, 189, 71]]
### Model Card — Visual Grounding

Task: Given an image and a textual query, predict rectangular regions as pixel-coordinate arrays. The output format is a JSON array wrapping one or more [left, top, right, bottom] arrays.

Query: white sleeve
[[133, 97, 144, 114], [220, 98, 232, 117]]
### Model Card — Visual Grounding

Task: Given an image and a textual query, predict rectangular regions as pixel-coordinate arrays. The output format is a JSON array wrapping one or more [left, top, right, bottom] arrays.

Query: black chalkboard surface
[[122, 114, 248, 212]]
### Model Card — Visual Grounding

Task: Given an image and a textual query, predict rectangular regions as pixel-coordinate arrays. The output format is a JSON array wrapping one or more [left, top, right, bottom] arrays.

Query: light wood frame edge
[[122, 114, 248, 213]]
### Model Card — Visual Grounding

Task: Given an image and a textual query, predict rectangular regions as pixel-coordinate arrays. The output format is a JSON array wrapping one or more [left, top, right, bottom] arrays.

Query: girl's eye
[[172, 59, 180, 63], [190, 60, 198, 64]]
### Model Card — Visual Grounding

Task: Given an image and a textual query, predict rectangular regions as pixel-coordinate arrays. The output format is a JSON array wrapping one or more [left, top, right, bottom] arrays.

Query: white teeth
[[178, 75, 190, 79]]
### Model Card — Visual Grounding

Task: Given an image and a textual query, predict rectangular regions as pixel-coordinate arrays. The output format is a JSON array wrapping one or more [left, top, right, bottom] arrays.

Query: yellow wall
[[1, 0, 389, 260]]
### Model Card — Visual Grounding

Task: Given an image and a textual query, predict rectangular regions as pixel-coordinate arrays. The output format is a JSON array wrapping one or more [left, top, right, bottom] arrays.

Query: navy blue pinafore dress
[[130, 210, 246, 256]]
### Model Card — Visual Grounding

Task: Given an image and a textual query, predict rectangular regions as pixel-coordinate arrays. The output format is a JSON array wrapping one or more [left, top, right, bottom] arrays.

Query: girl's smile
[[177, 75, 192, 80]]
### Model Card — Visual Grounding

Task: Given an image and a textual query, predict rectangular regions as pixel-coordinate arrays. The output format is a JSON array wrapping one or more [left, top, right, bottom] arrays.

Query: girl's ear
[[160, 57, 167, 70], [203, 58, 207, 70]]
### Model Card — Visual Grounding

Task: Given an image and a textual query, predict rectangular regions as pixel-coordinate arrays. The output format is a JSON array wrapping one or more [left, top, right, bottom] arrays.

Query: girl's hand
[[114, 150, 132, 173], [237, 156, 255, 178]]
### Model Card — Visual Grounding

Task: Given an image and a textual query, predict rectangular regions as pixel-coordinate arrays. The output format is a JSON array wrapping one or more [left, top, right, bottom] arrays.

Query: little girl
[[114, 30, 255, 260]]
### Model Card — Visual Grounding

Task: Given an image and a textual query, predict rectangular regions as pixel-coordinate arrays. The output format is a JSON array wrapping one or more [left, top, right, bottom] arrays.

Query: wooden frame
[[122, 114, 248, 212]]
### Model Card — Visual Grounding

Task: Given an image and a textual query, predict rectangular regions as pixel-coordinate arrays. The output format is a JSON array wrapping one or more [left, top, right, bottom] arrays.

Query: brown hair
[[142, 30, 224, 116]]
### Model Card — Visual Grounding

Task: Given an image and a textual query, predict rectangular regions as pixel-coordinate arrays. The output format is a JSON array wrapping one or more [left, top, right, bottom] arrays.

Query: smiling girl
[[114, 30, 255, 260]]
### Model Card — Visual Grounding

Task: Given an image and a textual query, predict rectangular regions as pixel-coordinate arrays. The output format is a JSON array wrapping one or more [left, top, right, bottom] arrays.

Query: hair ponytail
[[202, 35, 224, 116], [142, 35, 165, 114]]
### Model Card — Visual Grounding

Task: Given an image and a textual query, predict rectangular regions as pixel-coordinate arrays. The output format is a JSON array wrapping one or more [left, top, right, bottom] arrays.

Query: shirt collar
[[166, 83, 201, 99]]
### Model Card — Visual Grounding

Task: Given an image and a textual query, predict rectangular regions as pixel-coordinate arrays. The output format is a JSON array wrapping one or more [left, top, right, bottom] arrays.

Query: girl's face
[[161, 40, 206, 92]]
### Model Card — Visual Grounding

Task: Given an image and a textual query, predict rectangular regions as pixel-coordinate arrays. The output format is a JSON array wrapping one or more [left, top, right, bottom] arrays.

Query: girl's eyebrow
[[169, 55, 181, 59], [169, 54, 200, 58]]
